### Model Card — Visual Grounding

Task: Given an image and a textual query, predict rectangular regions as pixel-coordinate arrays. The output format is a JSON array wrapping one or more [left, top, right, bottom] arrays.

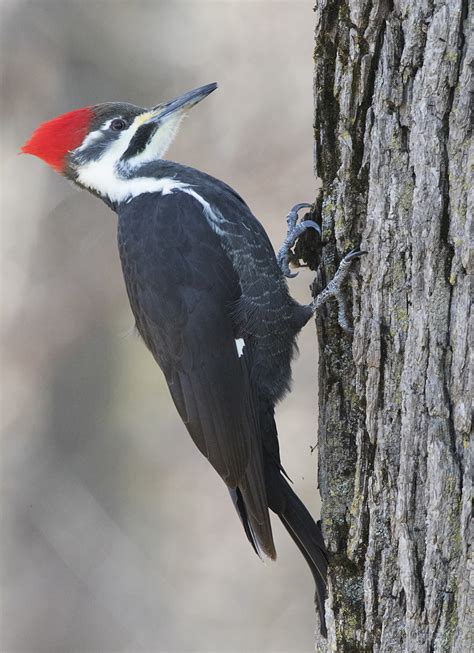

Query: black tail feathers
[[228, 486, 261, 557], [266, 463, 329, 638], [229, 398, 328, 637]]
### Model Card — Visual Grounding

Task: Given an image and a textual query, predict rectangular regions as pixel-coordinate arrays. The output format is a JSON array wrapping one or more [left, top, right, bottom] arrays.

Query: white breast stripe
[[235, 338, 245, 357]]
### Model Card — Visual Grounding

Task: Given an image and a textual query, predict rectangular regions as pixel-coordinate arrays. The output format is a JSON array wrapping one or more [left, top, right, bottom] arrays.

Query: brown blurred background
[[1, 1, 322, 651]]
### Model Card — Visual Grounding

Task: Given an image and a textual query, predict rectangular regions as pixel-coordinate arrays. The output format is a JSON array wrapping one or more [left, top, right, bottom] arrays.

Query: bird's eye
[[110, 118, 126, 131]]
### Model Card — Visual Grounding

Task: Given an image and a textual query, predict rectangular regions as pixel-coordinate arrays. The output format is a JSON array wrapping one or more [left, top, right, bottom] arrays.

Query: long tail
[[229, 446, 277, 560], [228, 393, 328, 636], [265, 461, 328, 636]]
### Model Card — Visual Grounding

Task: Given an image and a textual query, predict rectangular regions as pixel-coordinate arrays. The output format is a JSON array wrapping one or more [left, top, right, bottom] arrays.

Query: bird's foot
[[277, 203, 321, 278], [310, 248, 367, 333]]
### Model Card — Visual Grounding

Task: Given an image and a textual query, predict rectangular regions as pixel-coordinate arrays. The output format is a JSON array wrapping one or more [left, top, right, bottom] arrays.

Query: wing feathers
[[239, 447, 276, 559], [118, 191, 276, 558]]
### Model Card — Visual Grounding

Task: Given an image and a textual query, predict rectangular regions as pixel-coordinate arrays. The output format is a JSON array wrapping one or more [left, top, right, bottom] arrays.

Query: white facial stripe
[[74, 112, 186, 201], [73, 118, 120, 155], [235, 338, 245, 358], [74, 128, 104, 152]]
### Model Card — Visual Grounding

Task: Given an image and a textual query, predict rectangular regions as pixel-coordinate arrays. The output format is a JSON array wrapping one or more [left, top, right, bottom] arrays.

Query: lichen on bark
[[309, 1, 472, 651]]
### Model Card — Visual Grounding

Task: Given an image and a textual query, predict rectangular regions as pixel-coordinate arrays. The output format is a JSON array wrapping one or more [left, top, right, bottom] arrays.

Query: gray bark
[[307, 1, 472, 650]]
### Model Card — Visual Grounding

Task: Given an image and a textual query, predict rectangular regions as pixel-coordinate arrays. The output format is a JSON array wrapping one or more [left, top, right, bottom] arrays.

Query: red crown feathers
[[21, 107, 93, 172]]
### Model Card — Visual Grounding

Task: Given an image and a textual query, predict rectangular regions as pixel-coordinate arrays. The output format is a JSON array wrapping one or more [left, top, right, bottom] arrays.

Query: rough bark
[[305, 1, 472, 650]]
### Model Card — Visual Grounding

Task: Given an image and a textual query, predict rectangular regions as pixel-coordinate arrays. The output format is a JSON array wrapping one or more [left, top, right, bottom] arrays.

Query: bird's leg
[[277, 203, 321, 278], [310, 248, 367, 333]]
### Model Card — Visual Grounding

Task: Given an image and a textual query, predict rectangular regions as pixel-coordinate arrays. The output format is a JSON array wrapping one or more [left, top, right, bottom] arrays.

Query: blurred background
[[1, 1, 322, 651]]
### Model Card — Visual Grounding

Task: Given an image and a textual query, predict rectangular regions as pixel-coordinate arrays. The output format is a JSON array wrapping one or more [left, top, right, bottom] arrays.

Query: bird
[[22, 82, 364, 637]]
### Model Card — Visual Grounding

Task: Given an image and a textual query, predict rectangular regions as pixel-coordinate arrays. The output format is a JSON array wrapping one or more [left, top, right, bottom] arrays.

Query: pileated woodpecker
[[23, 82, 364, 637]]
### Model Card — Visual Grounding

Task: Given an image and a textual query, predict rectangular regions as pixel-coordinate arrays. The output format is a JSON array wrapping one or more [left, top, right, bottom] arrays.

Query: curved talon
[[286, 202, 313, 231], [278, 253, 299, 277], [289, 202, 313, 213], [277, 249, 299, 278], [310, 247, 368, 332], [344, 248, 368, 262], [299, 220, 322, 236], [277, 207, 321, 278]]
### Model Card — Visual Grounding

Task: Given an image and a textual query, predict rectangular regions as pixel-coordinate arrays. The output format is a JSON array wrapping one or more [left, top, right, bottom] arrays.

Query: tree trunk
[[307, 1, 472, 650]]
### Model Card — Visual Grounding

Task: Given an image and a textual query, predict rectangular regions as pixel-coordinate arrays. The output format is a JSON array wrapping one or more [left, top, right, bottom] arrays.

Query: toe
[[289, 202, 313, 214], [345, 248, 368, 261], [299, 220, 322, 235]]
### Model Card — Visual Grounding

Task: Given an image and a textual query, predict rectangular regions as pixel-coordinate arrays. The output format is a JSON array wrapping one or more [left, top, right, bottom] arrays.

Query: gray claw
[[344, 248, 368, 262], [279, 263, 298, 279], [310, 247, 367, 332], [299, 220, 322, 234], [277, 204, 320, 278], [286, 203, 313, 230]]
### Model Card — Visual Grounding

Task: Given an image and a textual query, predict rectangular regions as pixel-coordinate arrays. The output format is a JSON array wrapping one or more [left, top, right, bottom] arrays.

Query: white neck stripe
[[76, 164, 189, 203]]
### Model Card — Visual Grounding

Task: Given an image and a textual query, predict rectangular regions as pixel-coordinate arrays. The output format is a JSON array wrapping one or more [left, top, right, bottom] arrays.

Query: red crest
[[21, 107, 93, 172]]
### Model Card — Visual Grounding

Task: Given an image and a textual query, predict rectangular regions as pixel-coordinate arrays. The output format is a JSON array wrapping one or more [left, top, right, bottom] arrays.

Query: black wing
[[117, 191, 276, 558]]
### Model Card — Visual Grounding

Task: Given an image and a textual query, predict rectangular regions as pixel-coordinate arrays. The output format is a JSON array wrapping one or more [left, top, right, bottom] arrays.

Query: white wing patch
[[235, 338, 245, 358]]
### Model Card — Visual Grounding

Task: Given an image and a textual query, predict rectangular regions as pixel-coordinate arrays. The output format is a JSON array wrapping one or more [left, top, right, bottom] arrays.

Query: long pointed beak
[[145, 82, 218, 124], [120, 83, 218, 163]]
